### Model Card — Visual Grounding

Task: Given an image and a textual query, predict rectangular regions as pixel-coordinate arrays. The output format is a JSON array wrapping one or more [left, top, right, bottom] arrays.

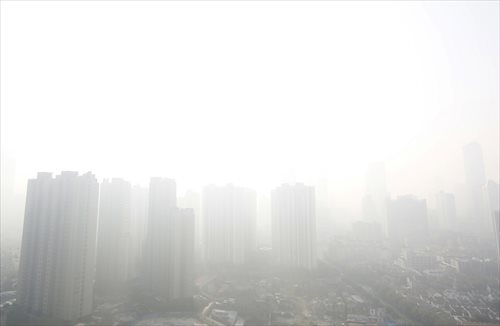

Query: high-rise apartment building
[[492, 211, 500, 267], [316, 176, 333, 245], [202, 185, 257, 266], [483, 180, 500, 241], [129, 184, 148, 279], [257, 195, 272, 247], [143, 178, 195, 300], [95, 178, 131, 296], [178, 190, 202, 262], [435, 191, 457, 231], [463, 142, 488, 235], [170, 208, 196, 298], [362, 163, 389, 236], [17, 172, 99, 321], [271, 183, 316, 270]]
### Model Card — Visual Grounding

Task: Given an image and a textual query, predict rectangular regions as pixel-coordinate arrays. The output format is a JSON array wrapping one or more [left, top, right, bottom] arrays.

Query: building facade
[[202, 185, 257, 266], [95, 178, 131, 296], [463, 142, 488, 236], [17, 171, 99, 321], [178, 190, 202, 263], [362, 163, 389, 236], [129, 184, 149, 279], [271, 183, 316, 270], [143, 177, 195, 300], [435, 191, 457, 231]]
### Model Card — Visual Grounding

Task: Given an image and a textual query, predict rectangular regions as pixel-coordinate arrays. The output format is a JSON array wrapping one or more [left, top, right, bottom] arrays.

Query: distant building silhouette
[[435, 191, 457, 231], [95, 178, 131, 296], [173, 208, 196, 298], [257, 195, 272, 247], [387, 195, 428, 245], [463, 142, 488, 236], [362, 163, 389, 236], [178, 190, 202, 263], [202, 185, 257, 266], [483, 180, 500, 241], [143, 178, 194, 300], [316, 176, 333, 245], [17, 172, 99, 321], [129, 184, 148, 279], [271, 183, 317, 270], [492, 211, 500, 266]]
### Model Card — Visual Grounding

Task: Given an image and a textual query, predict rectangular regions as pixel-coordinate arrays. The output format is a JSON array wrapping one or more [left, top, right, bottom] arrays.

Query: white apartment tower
[[463, 142, 488, 235], [202, 185, 257, 266], [362, 163, 389, 236], [435, 191, 457, 231], [483, 180, 500, 241], [17, 172, 99, 321], [95, 178, 131, 296], [202, 185, 257, 265], [143, 177, 195, 300], [129, 184, 148, 279], [271, 183, 317, 270], [178, 190, 202, 263]]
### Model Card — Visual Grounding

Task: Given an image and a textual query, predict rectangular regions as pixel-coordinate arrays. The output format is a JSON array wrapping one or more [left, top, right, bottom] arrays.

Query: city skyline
[[1, 1, 499, 325], [8, 140, 499, 323], [2, 141, 499, 246]]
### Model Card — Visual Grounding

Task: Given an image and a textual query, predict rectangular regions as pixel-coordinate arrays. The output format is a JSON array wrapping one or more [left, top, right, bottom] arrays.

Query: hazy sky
[[1, 1, 499, 209]]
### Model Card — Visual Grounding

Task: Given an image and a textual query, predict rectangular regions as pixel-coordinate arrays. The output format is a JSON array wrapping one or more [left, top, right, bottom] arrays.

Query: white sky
[[1, 1, 499, 210]]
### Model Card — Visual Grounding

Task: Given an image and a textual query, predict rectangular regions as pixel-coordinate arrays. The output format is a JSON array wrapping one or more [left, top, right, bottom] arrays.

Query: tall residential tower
[[362, 163, 389, 236], [95, 178, 131, 296], [202, 185, 257, 266], [143, 178, 195, 300], [17, 172, 99, 321], [271, 183, 316, 270], [463, 142, 488, 236]]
